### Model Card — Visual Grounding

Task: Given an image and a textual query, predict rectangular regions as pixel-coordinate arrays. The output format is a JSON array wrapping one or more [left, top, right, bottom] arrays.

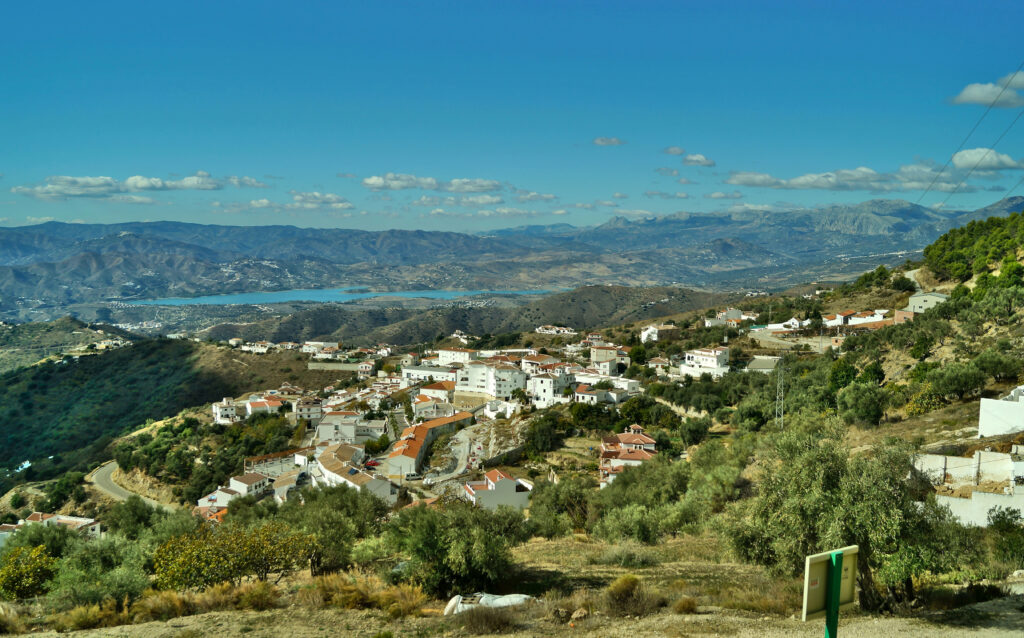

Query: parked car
[[365, 459, 381, 467]]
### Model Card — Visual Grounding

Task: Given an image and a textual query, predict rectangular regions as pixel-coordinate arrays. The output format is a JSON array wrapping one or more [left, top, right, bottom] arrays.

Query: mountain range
[[1, 197, 1022, 316]]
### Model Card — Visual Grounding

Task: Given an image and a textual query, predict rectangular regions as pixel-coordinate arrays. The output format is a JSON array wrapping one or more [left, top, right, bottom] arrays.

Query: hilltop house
[[293, 397, 324, 426], [212, 397, 238, 424], [314, 443, 398, 505], [246, 398, 283, 417], [640, 324, 680, 343], [462, 469, 533, 510], [599, 425, 657, 488], [437, 347, 478, 366], [675, 346, 730, 379], [456, 360, 527, 401], [421, 380, 456, 402], [21, 512, 102, 539]]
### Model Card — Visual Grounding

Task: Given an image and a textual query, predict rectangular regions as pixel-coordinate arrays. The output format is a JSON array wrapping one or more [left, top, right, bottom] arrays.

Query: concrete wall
[[946, 456, 977, 483], [915, 454, 949, 484], [977, 451, 1013, 483], [307, 362, 361, 371], [936, 491, 1024, 527], [978, 397, 1024, 438]]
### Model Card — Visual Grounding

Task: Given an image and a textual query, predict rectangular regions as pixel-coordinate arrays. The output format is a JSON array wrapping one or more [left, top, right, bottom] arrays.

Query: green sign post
[[824, 550, 843, 638], [801, 545, 858, 637]]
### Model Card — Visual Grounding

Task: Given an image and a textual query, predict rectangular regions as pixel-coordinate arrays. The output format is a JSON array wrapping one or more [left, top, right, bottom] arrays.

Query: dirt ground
[[30, 595, 1024, 638]]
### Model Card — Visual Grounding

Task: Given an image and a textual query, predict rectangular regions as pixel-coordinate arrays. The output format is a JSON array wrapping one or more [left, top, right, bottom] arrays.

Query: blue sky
[[3, 1, 1024, 230]]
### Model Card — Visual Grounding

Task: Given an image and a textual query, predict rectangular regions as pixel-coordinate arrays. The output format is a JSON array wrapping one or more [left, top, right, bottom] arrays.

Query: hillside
[[0, 339, 349, 490], [0, 316, 137, 373], [204, 285, 729, 345]]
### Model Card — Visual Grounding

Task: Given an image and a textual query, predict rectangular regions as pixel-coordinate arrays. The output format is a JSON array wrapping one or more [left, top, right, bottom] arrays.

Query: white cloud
[[413, 194, 504, 207], [444, 178, 502, 193], [11, 171, 264, 202], [951, 147, 1023, 171], [516, 191, 557, 202], [662, 146, 685, 155], [226, 175, 269, 188], [461, 194, 504, 205], [682, 153, 715, 167], [573, 203, 594, 209], [612, 192, 629, 199], [725, 171, 784, 187], [26, 216, 55, 223], [724, 162, 977, 193], [361, 172, 501, 193], [999, 71, 1024, 90], [593, 137, 625, 146], [705, 191, 743, 200], [643, 190, 689, 199], [654, 167, 679, 177], [595, 200, 618, 207], [952, 82, 1024, 108], [286, 191, 355, 210], [362, 173, 440, 190], [108, 194, 156, 204], [552, 209, 568, 215]]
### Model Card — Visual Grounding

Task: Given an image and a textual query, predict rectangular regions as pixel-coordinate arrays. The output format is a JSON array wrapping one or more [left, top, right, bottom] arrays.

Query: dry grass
[[129, 589, 194, 623], [672, 595, 698, 614], [237, 581, 281, 611], [708, 579, 802, 616], [455, 606, 520, 634], [0, 603, 25, 635], [194, 582, 237, 612], [377, 583, 428, 618], [51, 600, 125, 631]]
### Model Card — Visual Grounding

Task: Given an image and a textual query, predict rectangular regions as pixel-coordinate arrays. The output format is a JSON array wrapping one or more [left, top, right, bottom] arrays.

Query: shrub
[[603, 574, 664, 617], [589, 543, 660, 568], [51, 600, 124, 631], [456, 606, 519, 634], [237, 581, 280, 611], [0, 545, 56, 600], [672, 596, 698, 614], [315, 571, 386, 609], [592, 504, 661, 544], [129, 589, 194, 623], [377, 583, 427, 618]]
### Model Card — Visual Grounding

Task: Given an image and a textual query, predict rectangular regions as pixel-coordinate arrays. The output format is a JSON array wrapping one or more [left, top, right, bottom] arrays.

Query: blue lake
[[131, 287, 553, 306]]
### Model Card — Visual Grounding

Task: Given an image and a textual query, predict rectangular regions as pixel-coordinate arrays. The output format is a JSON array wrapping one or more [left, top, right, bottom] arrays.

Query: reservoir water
[[131, 287, 552, 306]]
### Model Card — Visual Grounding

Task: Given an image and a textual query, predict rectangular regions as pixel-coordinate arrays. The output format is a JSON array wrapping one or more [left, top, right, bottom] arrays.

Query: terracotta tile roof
[[485, 469, 513, 483], [232, 472, 269, 486], [422, 381, 456, 391]]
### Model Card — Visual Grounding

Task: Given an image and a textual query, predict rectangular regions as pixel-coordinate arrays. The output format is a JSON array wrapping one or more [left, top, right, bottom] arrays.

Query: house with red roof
[[599, 425, 658, 488]]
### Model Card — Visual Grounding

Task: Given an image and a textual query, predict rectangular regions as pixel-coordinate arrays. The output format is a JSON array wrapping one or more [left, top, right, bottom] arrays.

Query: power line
[[938, 105, 1024, 210], [916, 60, 1024, 206]]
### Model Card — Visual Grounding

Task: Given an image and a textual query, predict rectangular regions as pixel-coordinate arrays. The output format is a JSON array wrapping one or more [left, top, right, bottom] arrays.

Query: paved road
[[905, 268, 924, 292], [88, 461, 178, 512]]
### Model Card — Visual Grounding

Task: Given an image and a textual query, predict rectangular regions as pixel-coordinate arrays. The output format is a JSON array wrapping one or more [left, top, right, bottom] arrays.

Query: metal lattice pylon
[[775, 364, 784, 429]]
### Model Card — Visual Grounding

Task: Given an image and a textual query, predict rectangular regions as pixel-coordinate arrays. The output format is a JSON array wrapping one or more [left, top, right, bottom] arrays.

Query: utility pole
[[775, 363, 784, 430]]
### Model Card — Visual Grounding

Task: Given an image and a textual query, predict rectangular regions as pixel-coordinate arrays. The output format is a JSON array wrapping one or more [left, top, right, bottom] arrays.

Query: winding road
[[87, 461, 178, 512]]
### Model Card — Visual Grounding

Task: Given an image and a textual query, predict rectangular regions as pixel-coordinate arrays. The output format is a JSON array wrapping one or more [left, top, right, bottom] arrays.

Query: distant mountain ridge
[[1, 197, 1022, 314]]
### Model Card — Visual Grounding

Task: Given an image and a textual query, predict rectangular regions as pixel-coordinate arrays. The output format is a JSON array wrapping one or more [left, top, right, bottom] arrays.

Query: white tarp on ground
[[444, 593, 534, 615]]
